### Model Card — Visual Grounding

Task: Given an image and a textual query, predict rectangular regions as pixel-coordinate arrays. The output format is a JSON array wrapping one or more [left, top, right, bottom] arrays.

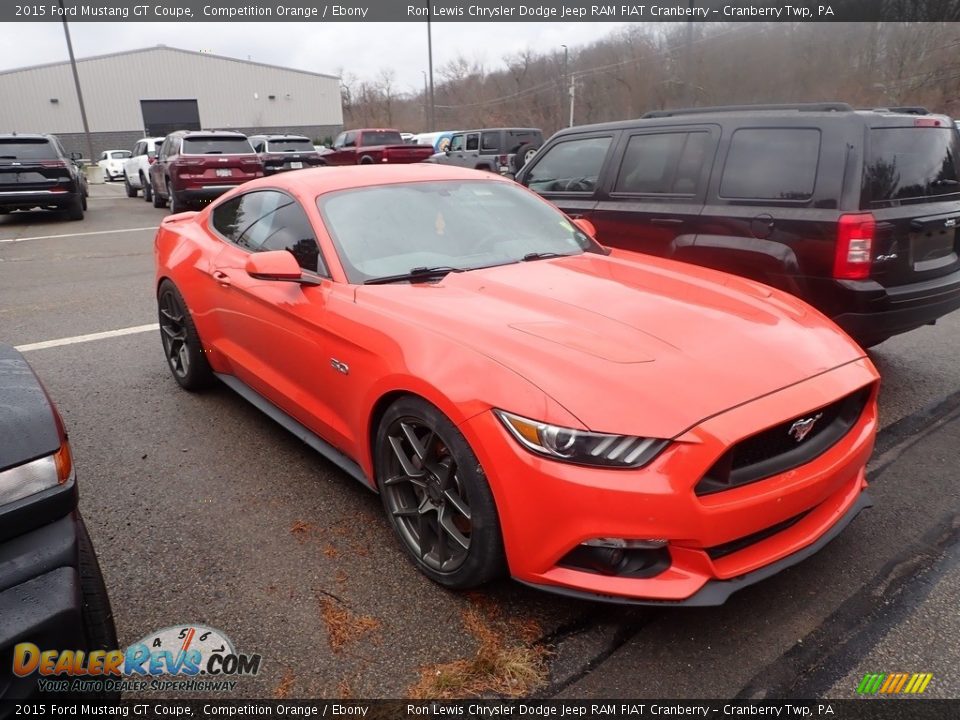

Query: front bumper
[[461, 358, 878, 604], [0, 508, 86, 699]]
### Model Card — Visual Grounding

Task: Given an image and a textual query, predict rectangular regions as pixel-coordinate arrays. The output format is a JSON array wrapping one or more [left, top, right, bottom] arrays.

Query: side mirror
[[573, 218, 597, 238], [245, 251, 303, 281]]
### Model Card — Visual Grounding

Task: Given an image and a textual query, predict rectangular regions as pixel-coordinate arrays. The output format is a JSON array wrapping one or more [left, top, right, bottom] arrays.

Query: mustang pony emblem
[[788, 412, 823, 442]]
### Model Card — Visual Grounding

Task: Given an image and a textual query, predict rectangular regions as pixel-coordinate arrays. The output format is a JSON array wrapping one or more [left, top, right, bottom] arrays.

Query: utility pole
[[422, 71, 429, 130], [561, 44, 568, 131], [568, 76, 576, 127], [426, 0, 435, 131], [683, 0, 696, 105], [58, 0, 94, 162]]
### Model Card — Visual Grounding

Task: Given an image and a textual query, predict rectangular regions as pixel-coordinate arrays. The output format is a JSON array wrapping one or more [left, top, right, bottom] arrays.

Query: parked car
[[96, 149, 131, 182], [0, 343, 118, 699], [516, 103, 960, 347], [430, 127, 542, 174], [0, 134, 87, 220], [122, 136, 164, 200], [318, 129, 435, 166], [248, 134, 325, 175], [149, 130, 263, 213], [414, 131, 457, 153], [154, 164, 878, 605]]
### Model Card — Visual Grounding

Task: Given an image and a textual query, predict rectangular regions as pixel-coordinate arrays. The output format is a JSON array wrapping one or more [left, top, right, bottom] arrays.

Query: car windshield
[[862, 126, 960, 206], [317, 180, 601, 284], [182, 137, 254, 155], [267, 139, 315, 152], [0, 139, 57, 160], [362, 131, 404, 146]]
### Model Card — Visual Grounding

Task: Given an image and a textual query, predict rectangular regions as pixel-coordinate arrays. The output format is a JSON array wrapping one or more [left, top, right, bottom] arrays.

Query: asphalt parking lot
[[1, 182, 959, 699]]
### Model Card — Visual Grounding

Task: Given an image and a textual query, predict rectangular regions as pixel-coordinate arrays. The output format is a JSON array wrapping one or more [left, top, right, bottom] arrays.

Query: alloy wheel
[[158, 290, 190, 378], [381, 418, 473, 573]]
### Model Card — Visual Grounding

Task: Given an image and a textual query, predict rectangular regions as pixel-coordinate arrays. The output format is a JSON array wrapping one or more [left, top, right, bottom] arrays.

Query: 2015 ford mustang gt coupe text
[[154, 165, 879, 605]]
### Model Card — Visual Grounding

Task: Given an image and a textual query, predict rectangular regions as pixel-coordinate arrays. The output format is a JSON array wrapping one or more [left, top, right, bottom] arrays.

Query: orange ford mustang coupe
[[154, 165, 879, 605]]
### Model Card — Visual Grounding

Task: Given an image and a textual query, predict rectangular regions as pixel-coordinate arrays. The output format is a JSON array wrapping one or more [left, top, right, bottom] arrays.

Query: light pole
[[568, 76, 576, 128], [426, 0, 435, 131], [422, 71, 429, 129], [58, 0, 94, 162], [561, 44, 568, 130]]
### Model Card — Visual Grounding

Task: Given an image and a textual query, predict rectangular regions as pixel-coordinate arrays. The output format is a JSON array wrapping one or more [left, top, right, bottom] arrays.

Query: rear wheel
[[152, 178, 167, 208], [157, 279, 214, 391], [124, 172, 138, 197], [167, 181, 182, 214], [359, 155, 375, 165], [65, 194, 84, 221], [142, 173, 153, 203], [376, 396, 506, 589]]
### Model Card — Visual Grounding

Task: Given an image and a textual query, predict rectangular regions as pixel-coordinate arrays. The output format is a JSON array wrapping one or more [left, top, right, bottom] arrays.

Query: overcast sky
[[1, 22, 628, 91]]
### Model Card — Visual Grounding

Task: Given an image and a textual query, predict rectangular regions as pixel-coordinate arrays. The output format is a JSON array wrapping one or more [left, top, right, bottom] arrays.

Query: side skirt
[[215, 373, 373, 491]]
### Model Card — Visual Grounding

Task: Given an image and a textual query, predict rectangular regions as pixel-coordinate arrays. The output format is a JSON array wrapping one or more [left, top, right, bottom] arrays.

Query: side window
[[343, 132, 357, 148], [449, 134, 465, 152], [333, 133, 346, 148], [525, 136, 612, 193], [212, 191, 326, 275], [99, 152, 107, 161], [261, 202, 326, 275], [720, 128, 821, 201], [465, 133, 480, 152], [480, 132, 499, 152], [615, 132, 709, 195], [253, 141, 264, 153], [133, 142, 143, 156]]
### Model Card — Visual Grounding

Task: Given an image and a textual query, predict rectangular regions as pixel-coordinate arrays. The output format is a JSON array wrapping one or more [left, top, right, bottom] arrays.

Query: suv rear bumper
[[0, 189, 79, 210], [0, 512, 86, 699], [831, 268, 960, 340], [177, 185, 241, 202]]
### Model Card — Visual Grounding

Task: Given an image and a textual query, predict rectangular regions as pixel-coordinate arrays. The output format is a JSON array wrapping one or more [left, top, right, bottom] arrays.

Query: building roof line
[[0, 44, 340, 81]]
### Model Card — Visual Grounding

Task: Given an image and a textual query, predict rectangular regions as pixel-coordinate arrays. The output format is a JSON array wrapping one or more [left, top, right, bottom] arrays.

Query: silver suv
[[429, 127, 542, 175]]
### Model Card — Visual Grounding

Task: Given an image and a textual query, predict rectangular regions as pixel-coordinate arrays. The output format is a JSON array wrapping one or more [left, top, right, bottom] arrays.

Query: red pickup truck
[[319, 129, 434, 165]]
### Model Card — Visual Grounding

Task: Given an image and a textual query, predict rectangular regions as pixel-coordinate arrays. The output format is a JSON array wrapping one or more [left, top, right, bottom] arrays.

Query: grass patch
[[407, 605, 547, 698]]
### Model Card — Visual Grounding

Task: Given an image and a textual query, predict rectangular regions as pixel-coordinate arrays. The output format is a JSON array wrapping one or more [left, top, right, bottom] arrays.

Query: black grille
[[706, 510, 811, 560], [695, 387, 870, 496]]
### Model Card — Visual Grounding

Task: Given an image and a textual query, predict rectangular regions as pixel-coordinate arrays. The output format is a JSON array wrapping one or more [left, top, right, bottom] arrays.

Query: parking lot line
[[15, 323, 157, 352], [0, 226, 156, 244]]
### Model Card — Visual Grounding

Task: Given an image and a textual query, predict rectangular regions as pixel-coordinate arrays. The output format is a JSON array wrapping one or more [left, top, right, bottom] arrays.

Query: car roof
[[0, 133, 53, 141], [248, 164, 512, 196], [261, 134, 310, 140], [169, 130, 248, 138], [457, 127, 541, 133]]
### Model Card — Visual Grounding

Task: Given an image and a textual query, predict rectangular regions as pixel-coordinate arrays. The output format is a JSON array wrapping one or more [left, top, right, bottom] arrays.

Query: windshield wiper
[[522, 251, 573, 262], [364, 265, 464, 285]]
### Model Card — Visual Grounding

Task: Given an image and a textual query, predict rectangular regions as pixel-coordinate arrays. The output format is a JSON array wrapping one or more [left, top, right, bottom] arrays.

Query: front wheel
[[75, 520, 120, 700], [377, 397, 506, 589], [124, 172, 138, 197], [157, 279, 214, 391]]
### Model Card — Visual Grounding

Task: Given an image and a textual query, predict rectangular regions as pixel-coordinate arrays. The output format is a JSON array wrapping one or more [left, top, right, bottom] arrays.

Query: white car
[[97, 150, 131, 181], [122, 137, 164, 200]]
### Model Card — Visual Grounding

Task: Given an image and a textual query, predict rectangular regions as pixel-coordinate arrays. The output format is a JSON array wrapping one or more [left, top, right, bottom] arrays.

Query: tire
[[65, 193, 84, 221], [152, 177, 167, 208], [512, 143, 540, 173], [167, 180, 181, 214], [359, 155, 375, 165], [142, 173, 153, 203], [124, 172, 138, 197], [376, 396, 506, 589], [77, 519, 120, 700], [81, 193, 88, 211], [157, 279, 214, 391]]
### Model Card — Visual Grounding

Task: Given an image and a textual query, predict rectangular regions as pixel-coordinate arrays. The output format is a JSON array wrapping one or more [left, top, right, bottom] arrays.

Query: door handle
[[212, 270, 231, 286], [651, 218, 683, 226]]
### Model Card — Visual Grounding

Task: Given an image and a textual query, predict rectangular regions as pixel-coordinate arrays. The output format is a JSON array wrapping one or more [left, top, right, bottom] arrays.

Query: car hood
[[355, 253, 866, 438]]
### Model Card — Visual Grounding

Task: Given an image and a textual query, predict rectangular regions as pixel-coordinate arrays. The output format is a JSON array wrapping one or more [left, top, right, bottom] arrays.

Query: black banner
[[1, 700, 959, 720], [5, 0, 960, 23]]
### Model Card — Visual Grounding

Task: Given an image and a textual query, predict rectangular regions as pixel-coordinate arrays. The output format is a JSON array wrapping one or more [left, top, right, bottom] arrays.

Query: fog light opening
[[559, 538, 670, 578]]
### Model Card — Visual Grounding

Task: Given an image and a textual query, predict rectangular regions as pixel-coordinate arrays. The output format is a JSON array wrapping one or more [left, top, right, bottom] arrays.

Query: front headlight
[[494, 410, 668, 468], [0, 442, 73, 506]]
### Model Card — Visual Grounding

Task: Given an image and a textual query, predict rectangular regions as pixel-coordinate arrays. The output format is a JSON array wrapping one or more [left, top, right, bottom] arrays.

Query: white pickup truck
[[122, 137, 165, 200]]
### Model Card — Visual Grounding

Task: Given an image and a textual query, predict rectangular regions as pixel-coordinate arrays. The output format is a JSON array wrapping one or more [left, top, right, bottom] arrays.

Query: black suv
[[0, 344, 117, 699], [430, 127, 543, 174], [516, 103, 960, 347], [0, 134, 88, 220], [248, 134, 325, 175]]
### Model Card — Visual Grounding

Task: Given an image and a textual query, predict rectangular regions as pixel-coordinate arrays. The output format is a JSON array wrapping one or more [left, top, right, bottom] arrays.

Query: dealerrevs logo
[[14, 624, 261, 693]]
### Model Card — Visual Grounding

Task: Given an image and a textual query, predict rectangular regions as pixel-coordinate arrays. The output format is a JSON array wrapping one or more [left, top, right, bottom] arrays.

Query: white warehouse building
[[0, 45, 344, 158]]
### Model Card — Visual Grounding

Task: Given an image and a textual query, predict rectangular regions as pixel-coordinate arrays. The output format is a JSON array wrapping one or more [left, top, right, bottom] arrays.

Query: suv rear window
[[0, 139, 57, 160], [720, 128, 820, 201], [182, 137, 254, 155], [862, 127, 960, 207], [506, 130, 543, 153], [267, 139, 315, 152]]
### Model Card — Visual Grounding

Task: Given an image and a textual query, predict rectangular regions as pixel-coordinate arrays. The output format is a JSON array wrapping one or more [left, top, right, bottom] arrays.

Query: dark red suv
[[150, 131, 264, 213]]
